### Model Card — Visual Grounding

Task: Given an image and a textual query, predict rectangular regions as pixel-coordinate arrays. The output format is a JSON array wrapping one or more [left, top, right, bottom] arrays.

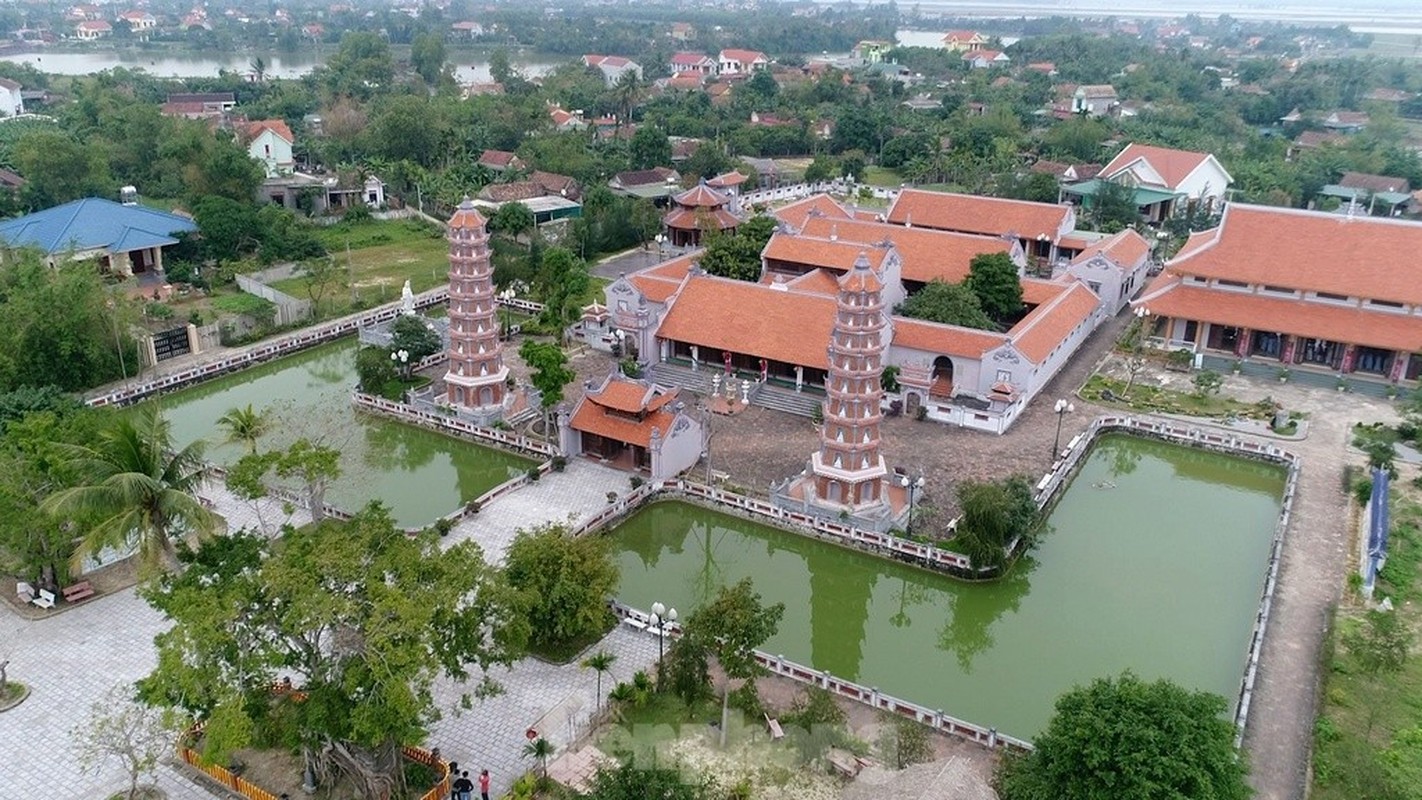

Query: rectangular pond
[[607, 434, 1286, 739], [146, 338, 535, 528]]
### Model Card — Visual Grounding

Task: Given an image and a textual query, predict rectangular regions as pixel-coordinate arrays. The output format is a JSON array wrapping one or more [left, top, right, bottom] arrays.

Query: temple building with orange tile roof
[[560, 373, 705, 480], [1134, 203, 1422, 388], [595, 191, 1115, 433]]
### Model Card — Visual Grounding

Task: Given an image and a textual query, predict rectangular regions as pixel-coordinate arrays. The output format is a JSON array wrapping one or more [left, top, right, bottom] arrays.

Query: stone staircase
[[648, 361, 718, 396], [755, 382, 823, 417]]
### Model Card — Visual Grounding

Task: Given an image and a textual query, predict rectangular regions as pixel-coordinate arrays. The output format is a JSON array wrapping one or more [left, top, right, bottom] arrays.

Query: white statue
[[399, 280, 416, 315]]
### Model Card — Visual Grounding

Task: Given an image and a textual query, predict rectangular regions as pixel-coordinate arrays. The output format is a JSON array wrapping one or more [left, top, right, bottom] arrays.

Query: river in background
[[608, 434, 1285, 739], [148, 338, 534, 528], [0, 47, 564, 82]]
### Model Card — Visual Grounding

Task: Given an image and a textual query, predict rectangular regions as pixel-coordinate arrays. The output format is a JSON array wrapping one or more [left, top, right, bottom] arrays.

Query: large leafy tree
[[950, 476, 1037, 570], [520, 339, 575, 433], [895, 280, 997, 331], [628, 125, 672, 170], [138, 505, 531, 800], [698, 214, 777, 282], [964, 252, 1024, 322], [503, 522, 620, 653], [41, 405, 216, 574], [409, 31, 448, 86], [320, 31, 396, 99], [0, 257, 136, 392], [997, 672, 1250, 800], [12, 129, 114, 208], [390, 315, 442, 368], [681, 577, 785, 745]]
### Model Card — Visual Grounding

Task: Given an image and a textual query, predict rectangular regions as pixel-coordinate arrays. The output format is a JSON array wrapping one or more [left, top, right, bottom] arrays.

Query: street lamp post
[[1051, 398, 1075, 461], [390, 348, 410, 379], [900, 474, 924, 534], [649, 600, 678, 688], [499, 287, 515, 339]]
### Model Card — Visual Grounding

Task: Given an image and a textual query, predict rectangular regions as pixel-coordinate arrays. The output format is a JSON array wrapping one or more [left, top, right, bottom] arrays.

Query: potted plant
[[1385, 384, 1400, 399], [1230, 359, 1243, 375], [1276, 367, 1291, 383], [1165, 348, 1194, 372], [1335, 376, 1349, 393]]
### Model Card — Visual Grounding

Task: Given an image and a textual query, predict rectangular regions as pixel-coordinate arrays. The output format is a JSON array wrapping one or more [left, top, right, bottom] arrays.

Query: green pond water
[[608, 434, 1286, 739], [148, 338, 534, 528]]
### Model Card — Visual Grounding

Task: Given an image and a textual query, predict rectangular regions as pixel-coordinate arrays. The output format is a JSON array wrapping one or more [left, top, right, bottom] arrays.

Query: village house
[[670, 22, 695, 42], [852, 40, 894, 63], [718, 49, 770, 75], [478, 150, 525, 173], [1064, 143, 1233, 222], [670, 52, 718, 76], [600, 192, 1110, 434], [963, 50, 1010, 70], [1059, 229, 1154, 314], [609, 167, 681, 202], [0, 197, 197, 278], [450, 20, 484, 38], [0, 78, 23, 117], [1318, 172, 1414, 216], [583, 55, 642, 86], [942, 30, 988, 52], [1071, 84, 1119, 117], [160, 91, 236, 120], [74, 19, 112, 40], [241, 119, 295, 177], [561, 374, 705, 480], [1135, 204, 1422, 388], [117, 10, 157, 31], [548, 106, 586, 131]]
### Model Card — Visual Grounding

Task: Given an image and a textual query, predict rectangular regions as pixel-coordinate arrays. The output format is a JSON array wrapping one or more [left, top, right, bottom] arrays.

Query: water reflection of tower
[[805, 543, 874, 680]]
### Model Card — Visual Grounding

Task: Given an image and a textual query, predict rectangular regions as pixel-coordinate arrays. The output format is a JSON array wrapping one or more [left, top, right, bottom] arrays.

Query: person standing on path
[[452, 770, 474, 800], [479, 769, 491, 800]]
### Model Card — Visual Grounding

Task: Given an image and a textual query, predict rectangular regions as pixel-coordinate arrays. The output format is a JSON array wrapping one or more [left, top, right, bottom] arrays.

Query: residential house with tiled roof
[[1061, 229, 1153, 314], [1069, 143, 1233, 221], [942, 30, 987, 52], [117, 10, 157, 30], [1318, 172, 1413, 216], [583, 55, 642, 86], [599, 193, 1107, 433], [718, 49, 770, 75], [1321, 110, 1369, 133], [478, 149, 525, 172], [670, 52, 717, 76], [0, 78, 23, 117], [1134, 204, 1422, 387], [885, 188, 1075, 265], [562, 373, 704, 479], [609, 167, 680, 201], [451, 20, 484, 38], [1288, 130, 1346, 161], [0, 197, 197, 277], [241, 119, 295, 177], [963, 50, 1010, 69], [75, 19, 112, 39], [671, 22, 695, 41]]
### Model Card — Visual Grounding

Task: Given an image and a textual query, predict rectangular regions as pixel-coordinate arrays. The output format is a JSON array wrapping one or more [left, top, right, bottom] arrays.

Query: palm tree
[[216, 404, 268, 454], [581, 650, 617, 710], [523, 737, 555, 777], [41, 405, 216, 575], [611, 70, 641, 137], [249, 56, 267, 82]]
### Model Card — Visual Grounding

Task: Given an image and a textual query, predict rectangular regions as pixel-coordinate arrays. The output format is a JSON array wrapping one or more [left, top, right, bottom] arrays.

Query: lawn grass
[[860, 166, 903, 187], [1310, 493, 1422, 800], [1080, 373, 1280, 420], [267, 219, 451, 318]]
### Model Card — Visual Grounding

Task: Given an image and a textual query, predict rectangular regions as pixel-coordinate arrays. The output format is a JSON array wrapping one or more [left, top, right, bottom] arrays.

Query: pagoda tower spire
[[810, 251, 889, 507], [444, 198, 508, 413]]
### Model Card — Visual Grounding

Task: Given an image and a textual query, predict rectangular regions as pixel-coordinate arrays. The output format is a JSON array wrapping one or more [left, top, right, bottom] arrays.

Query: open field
[[269, 218, 450, 316]]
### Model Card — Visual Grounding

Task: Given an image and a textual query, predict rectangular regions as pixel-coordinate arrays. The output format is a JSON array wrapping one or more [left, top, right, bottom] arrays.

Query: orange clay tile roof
[[626, 252, 696, 302], [1072, 228, 1151, 268], [773, 194, 852, 228], [673, 183, 730, 208], [664, 207, 740, 231], [1101, 143, 1222, 189], [1137, 278, 1422, 353], [570, 396, 678, 447], [762, 232, 890, 272], [1020, 278, 1069, 306], [840, 255, 883, 293], [797, 216, 1013, 284], [656, 274, 838, 369], [1009, 282, 1101, 362], [892, 318, 1008, 357], [784, 269, 842, 295], [448, 200, 486, 230], [1058, 234, 1093, 251], [1165, 204, 1422, 306], [585, 378, 678, 415], [885, 189, 1071, 241], [244, 118, 294, 143]]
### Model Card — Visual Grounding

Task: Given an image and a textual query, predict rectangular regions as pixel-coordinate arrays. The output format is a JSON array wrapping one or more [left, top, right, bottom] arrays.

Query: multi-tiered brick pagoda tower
[[808, 252, 892, 509], [444, 199, 508, 417]]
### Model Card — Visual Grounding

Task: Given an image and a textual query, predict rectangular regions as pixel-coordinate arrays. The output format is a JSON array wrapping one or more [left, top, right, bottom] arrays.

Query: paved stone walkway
[[448, 459, 632, 563]]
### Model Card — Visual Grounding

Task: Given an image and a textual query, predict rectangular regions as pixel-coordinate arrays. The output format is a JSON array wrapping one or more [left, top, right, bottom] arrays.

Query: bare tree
[[73, 685, 182, 800]]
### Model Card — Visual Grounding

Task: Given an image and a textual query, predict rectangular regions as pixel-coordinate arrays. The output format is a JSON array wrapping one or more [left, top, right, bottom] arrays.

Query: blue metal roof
[[0, 197, 197, 256]]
